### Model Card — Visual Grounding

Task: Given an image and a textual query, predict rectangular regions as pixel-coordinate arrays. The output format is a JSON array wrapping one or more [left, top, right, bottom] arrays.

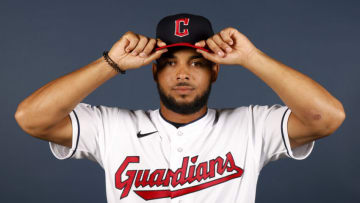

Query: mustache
[[174, 82, 193, 87]]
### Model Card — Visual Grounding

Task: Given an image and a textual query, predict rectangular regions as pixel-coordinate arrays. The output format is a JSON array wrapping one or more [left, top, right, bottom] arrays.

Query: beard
[[156, 82, 212, 115]]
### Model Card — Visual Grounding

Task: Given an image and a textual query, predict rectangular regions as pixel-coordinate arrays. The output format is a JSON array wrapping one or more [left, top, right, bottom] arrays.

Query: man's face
[[153, 47, 218, 115]]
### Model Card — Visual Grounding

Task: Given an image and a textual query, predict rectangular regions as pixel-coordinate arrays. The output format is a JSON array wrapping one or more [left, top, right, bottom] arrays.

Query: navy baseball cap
[[155, 13, 214, 52]]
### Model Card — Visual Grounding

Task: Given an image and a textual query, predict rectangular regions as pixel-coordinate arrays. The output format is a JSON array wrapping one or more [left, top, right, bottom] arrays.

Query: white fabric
[[49, 103, 314, 203]]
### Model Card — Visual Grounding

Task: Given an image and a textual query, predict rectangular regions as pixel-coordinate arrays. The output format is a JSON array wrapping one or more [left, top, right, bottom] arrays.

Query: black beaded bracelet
[[102, 51, 126, 74]]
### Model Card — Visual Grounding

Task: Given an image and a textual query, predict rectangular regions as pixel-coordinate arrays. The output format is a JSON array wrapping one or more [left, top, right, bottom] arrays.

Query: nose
[[176, 66, 190, 80]]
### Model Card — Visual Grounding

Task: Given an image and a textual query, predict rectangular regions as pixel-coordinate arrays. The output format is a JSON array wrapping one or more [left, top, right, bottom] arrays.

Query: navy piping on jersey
[[213, 110, 220, 125], [280, 108, 291, 157], [159, 108, 209, 128], [69, 110, 80, 159]]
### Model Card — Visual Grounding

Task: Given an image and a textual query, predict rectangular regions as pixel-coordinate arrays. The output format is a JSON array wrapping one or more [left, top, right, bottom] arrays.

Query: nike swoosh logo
[[137, 131, 158, 138]]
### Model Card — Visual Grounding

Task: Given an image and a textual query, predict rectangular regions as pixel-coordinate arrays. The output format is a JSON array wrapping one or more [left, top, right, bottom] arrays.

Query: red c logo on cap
[[174, 18, 189, 37]]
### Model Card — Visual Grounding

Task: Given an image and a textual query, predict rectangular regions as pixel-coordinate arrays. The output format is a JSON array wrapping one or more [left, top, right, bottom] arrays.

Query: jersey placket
[[169, 126, 186, 203], [153, 109, 215, 202]]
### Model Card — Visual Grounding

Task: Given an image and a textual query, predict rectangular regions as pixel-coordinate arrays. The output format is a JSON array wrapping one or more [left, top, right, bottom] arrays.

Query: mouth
[[172, 86, 195, 95]]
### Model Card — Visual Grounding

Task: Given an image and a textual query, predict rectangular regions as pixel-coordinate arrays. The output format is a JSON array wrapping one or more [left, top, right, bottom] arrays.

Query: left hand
[[195, 27, 258, 66]]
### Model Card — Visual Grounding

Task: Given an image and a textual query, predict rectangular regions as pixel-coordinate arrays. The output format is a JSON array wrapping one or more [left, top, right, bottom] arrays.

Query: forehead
[[159, 47, 205, 60]]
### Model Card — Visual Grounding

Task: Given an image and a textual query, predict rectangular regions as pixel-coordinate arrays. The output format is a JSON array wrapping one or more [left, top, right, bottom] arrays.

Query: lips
[[172, 86, 195, 94], [173, 86, 194, 90]]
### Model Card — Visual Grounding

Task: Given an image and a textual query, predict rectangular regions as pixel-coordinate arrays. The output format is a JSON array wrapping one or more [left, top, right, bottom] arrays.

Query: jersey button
[[177, 147, 183, 152], [177, 131, 183, 136]]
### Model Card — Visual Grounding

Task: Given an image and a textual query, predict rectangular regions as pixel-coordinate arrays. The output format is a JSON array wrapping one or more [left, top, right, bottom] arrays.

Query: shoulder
[[250, 104, 284, 111], [212, 105, 253, 116], [75, 102, 156, 120], [210, 106, 250, 122], [211, 104, 286, 120], [249, 104, 288, 119]]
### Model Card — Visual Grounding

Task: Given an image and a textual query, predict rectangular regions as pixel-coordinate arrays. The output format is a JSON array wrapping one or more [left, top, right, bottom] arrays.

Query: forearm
[[243, 49, 345, 130], [15, 57, 118, 131]]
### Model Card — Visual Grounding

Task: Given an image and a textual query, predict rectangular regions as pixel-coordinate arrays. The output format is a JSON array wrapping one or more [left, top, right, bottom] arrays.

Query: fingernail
[[229, 41, 233, 45], [226, 47, 232, 52], [132, 51, 137, 56], [218, 51, 224, 56], [139, 52, 146, 57]]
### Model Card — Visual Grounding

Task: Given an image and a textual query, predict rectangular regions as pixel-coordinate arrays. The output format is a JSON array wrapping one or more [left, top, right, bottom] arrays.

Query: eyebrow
[[189, 55, 204, 60]]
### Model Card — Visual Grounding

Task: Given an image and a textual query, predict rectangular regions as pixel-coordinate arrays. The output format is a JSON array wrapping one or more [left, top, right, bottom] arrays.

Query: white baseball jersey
[[49, 102, 314, 203]]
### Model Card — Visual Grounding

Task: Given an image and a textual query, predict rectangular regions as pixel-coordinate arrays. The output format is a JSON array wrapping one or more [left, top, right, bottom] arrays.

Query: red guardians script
[[115, 152, 244, 200]]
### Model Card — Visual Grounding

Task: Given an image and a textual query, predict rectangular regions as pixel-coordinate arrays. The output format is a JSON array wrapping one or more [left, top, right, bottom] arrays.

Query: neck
[[159, 102, 208, 124]]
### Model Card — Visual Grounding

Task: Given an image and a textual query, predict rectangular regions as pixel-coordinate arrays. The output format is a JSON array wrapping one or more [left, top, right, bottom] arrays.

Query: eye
[[165, 61, 176, 66], [191, 61, 204, 67]]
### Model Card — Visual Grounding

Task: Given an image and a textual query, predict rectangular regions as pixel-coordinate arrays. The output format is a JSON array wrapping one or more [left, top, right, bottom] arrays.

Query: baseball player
[[15, 13, 345, 203]]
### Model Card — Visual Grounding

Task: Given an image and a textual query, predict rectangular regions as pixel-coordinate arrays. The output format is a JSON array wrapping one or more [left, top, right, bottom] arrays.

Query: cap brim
[[155, 42, 210, 52]]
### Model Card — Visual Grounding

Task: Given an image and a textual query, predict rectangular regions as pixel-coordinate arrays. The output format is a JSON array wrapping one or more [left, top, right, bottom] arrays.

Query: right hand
[[108, 31, 168, 71]]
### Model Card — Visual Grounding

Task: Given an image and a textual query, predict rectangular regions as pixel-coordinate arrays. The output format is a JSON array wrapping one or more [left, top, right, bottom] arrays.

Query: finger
[[196, 49, 221, 64], [140, 38, 156, 57], [143, 49, 168, 64], [157, 38, 167, 47], [206, 38, 225, 57], [212, 34, 232, 53], [220, 29, 234, 46], [124, 32, 139, 53], [195, 40, 206, 47], [131, 35, 148, 56]]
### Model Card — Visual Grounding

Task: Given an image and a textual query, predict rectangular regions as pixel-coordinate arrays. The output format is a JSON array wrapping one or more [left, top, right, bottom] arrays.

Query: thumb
[[195, 40, 206, 47], [144, 49, 168, 64], [157, 38, 167, 47]]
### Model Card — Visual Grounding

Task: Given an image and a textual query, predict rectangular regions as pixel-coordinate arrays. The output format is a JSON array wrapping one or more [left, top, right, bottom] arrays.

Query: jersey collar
[[152, 108, 217, 138], [158, 108, 209, 128]]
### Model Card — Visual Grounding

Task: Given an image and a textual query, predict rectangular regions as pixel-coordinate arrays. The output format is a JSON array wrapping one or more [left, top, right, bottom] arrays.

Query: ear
[[152, 63, 158, 81], [211, 63, 219, 83]]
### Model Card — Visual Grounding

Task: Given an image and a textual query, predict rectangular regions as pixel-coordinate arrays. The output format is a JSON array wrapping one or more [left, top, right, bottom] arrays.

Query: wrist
[[98, 57, 119, 75], [240, 48, 264, 69], [102, 51, 126, 74]]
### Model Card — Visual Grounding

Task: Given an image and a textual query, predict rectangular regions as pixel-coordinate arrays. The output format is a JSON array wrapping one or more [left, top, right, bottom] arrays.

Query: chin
[[174, 95, 196, 103], [156, 82, 211, 115]]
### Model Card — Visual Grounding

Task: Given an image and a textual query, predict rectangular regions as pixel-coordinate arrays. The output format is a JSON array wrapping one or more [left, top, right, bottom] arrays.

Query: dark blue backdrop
[[1, 0, 359, 202]]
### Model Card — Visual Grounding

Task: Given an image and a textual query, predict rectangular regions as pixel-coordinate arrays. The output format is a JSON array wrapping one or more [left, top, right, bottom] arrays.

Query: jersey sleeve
[[49, 103, 107, 166], [251, 104, 315, 169]]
